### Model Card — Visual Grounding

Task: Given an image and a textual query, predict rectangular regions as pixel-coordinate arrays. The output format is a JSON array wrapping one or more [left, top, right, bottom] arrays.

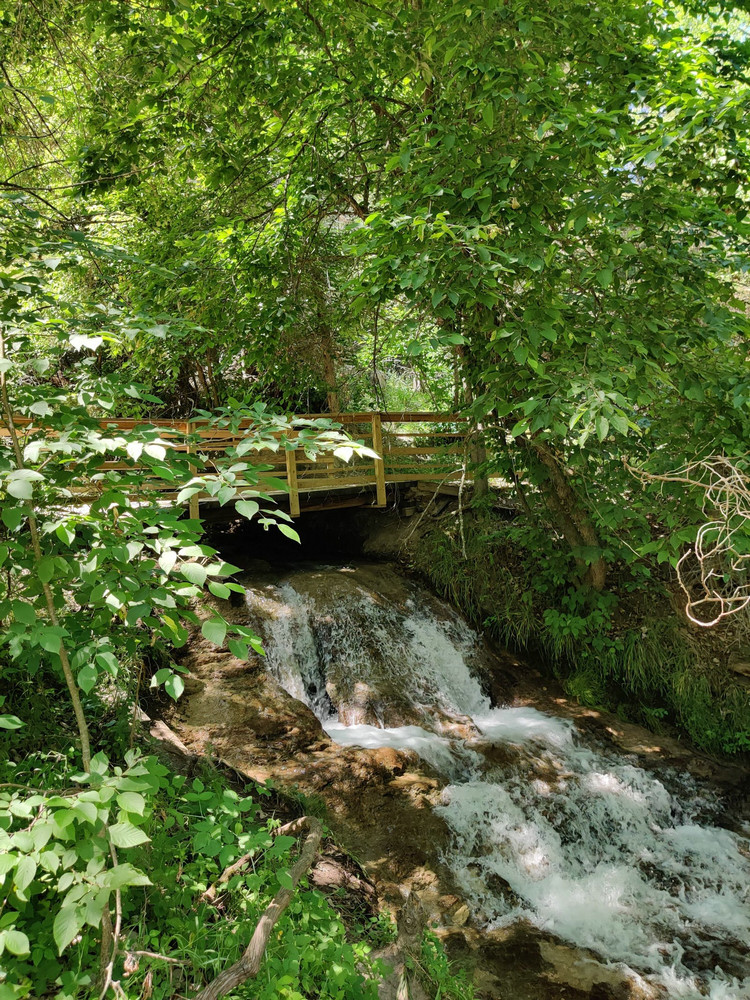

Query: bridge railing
[[1, 411, 469, 515], [188, 412, 468, 514]]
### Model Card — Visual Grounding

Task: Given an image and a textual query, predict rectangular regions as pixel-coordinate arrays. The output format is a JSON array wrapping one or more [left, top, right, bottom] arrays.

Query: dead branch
[[199, 849, 257, 906], [192, 816, 324, 1000]]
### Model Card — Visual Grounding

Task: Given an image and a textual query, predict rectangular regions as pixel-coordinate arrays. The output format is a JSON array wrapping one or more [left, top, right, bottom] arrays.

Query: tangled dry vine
[[628, 456, 750, 627]]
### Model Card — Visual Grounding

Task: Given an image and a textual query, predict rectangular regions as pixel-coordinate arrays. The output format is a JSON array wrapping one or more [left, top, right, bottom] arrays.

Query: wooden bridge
[[5, 411, 471, 517], [179, 411, 468, 517]]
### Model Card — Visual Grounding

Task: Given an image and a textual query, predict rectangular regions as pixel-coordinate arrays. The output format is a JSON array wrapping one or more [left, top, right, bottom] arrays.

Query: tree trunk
[[532, 441, 608, 591]]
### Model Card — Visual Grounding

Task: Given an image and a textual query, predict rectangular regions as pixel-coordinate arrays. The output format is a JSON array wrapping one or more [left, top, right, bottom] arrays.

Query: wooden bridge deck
[[5, 411, 470, 517]]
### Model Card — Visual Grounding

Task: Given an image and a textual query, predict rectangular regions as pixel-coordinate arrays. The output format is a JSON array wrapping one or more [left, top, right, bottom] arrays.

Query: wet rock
[[370, 746, 411, 775]]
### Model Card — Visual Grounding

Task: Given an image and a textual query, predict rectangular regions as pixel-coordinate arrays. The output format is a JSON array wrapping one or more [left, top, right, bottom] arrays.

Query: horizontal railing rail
[[1, 412, 471, 516]]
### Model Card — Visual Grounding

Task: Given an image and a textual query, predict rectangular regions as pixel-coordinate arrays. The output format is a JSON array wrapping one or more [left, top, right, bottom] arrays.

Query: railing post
[[470, 422, 488, 497], [371, 413, 387, 508], [186, 420, 200, 520], [285, 445, 300, 517]]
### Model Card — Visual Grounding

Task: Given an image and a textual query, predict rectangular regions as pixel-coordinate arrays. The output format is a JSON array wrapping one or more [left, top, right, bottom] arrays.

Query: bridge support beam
[[285, 447, 300, 517], [371, 413, 387, 508]]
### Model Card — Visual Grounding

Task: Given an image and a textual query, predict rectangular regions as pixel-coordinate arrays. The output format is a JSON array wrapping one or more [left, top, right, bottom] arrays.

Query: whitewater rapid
[[246, 564, 750, 999]]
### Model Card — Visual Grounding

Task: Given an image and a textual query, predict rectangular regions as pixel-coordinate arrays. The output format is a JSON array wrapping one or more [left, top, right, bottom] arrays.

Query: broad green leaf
[[1, 508, 24, 531], [40, 627, 67, 653], [108, 822, 150, 849], [159, 550, 177, 574], [116, 792, 146, 815], [164, 673, 185, 701], [77, 664, 98, 694], [95, 651, 119, 675], [104, 863, 151, 890], [0, 714, 24, 730], [14, 856, 37, 892], [11, 600, 35, 625], [278, 525, 300, 543], [54, 905, 84, 954], [37, 556, 56, 583], [0, 854, 17, 875], [235, 500, 259, 519], [202, 618, 227, 646], [276, 870, 294, 891], [4, 929, 30, 957], [56, 524, 76, 546], [180, 561, 207, 587]]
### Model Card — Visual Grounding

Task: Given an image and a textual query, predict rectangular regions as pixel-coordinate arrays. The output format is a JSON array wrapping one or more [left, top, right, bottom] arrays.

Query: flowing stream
[[245, 564, 750, 999]]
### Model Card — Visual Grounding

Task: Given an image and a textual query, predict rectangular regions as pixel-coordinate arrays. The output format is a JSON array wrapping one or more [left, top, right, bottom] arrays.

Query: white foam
[[323, 721, 471, 777], [473, 706, 574, 748], [244, 566, 750, 998]]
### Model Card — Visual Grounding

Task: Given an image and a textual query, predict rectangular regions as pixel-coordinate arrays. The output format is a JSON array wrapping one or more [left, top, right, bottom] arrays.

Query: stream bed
[[174, 562, 750, 999]]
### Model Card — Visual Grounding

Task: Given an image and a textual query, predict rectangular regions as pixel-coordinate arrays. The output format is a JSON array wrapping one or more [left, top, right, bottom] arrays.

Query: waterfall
[[244, 563, 750, 999]]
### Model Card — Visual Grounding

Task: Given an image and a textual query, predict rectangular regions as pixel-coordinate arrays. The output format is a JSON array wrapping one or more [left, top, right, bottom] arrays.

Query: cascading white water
[[245, 564, 750, 999]]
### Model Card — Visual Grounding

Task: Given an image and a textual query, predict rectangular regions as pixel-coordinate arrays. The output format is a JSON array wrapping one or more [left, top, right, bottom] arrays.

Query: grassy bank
[[410, 514, 750, 755]]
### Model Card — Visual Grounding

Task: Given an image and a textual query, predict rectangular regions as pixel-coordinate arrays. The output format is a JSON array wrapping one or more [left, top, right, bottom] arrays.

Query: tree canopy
[[1, 1, 750, 997]]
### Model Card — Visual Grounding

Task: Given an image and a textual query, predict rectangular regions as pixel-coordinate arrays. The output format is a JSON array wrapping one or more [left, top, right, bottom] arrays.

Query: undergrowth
[[411, 514, 750, 755], [0, 714, 476, 1000], [0, 746, 382, 1000]]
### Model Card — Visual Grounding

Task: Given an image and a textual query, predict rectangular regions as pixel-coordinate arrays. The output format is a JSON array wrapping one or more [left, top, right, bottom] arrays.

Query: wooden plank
[[271, 476, 381, 490], [300, 496, 370, 513], [370, 412, 386, 507], [385, 446, 463, 456]]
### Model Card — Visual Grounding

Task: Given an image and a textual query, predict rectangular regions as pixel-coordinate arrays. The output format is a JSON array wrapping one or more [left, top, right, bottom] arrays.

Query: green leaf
[[95, 651, 119, 675], [482, 103, 494, 129], [77, 664, 98, 694], [201, 618, 227, 646], [595, 268, 613, 289], [6, 478, 32, 500], [0, 714, 24, 730], [235, 500, 260, 520], [116, 792, 146, 815], [1, 508, 24, 531], [54, 905, 84, 955], [276, 870, 294, 891], [104, 863, 151, 890], [4, 929, 30, 957], [181, 561, 207, 587], [228, 639, 249, 660], [0, 854, 17, 875], [14, 856, 37, 892], [164, 673, 185, 701], [278, 524, 300, 543], [208, 580, 231, 599], [108, 822, 150, 849], [159, 550, 177, 574], [11, 600, 35, 625], [56, 524, 76, 546], [38, 556, 56, 583], [40, 627, 67, 653]]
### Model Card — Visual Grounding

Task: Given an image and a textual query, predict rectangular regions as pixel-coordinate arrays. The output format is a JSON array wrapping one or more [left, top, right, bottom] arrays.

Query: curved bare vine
[[628, 456, 750, 627]]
